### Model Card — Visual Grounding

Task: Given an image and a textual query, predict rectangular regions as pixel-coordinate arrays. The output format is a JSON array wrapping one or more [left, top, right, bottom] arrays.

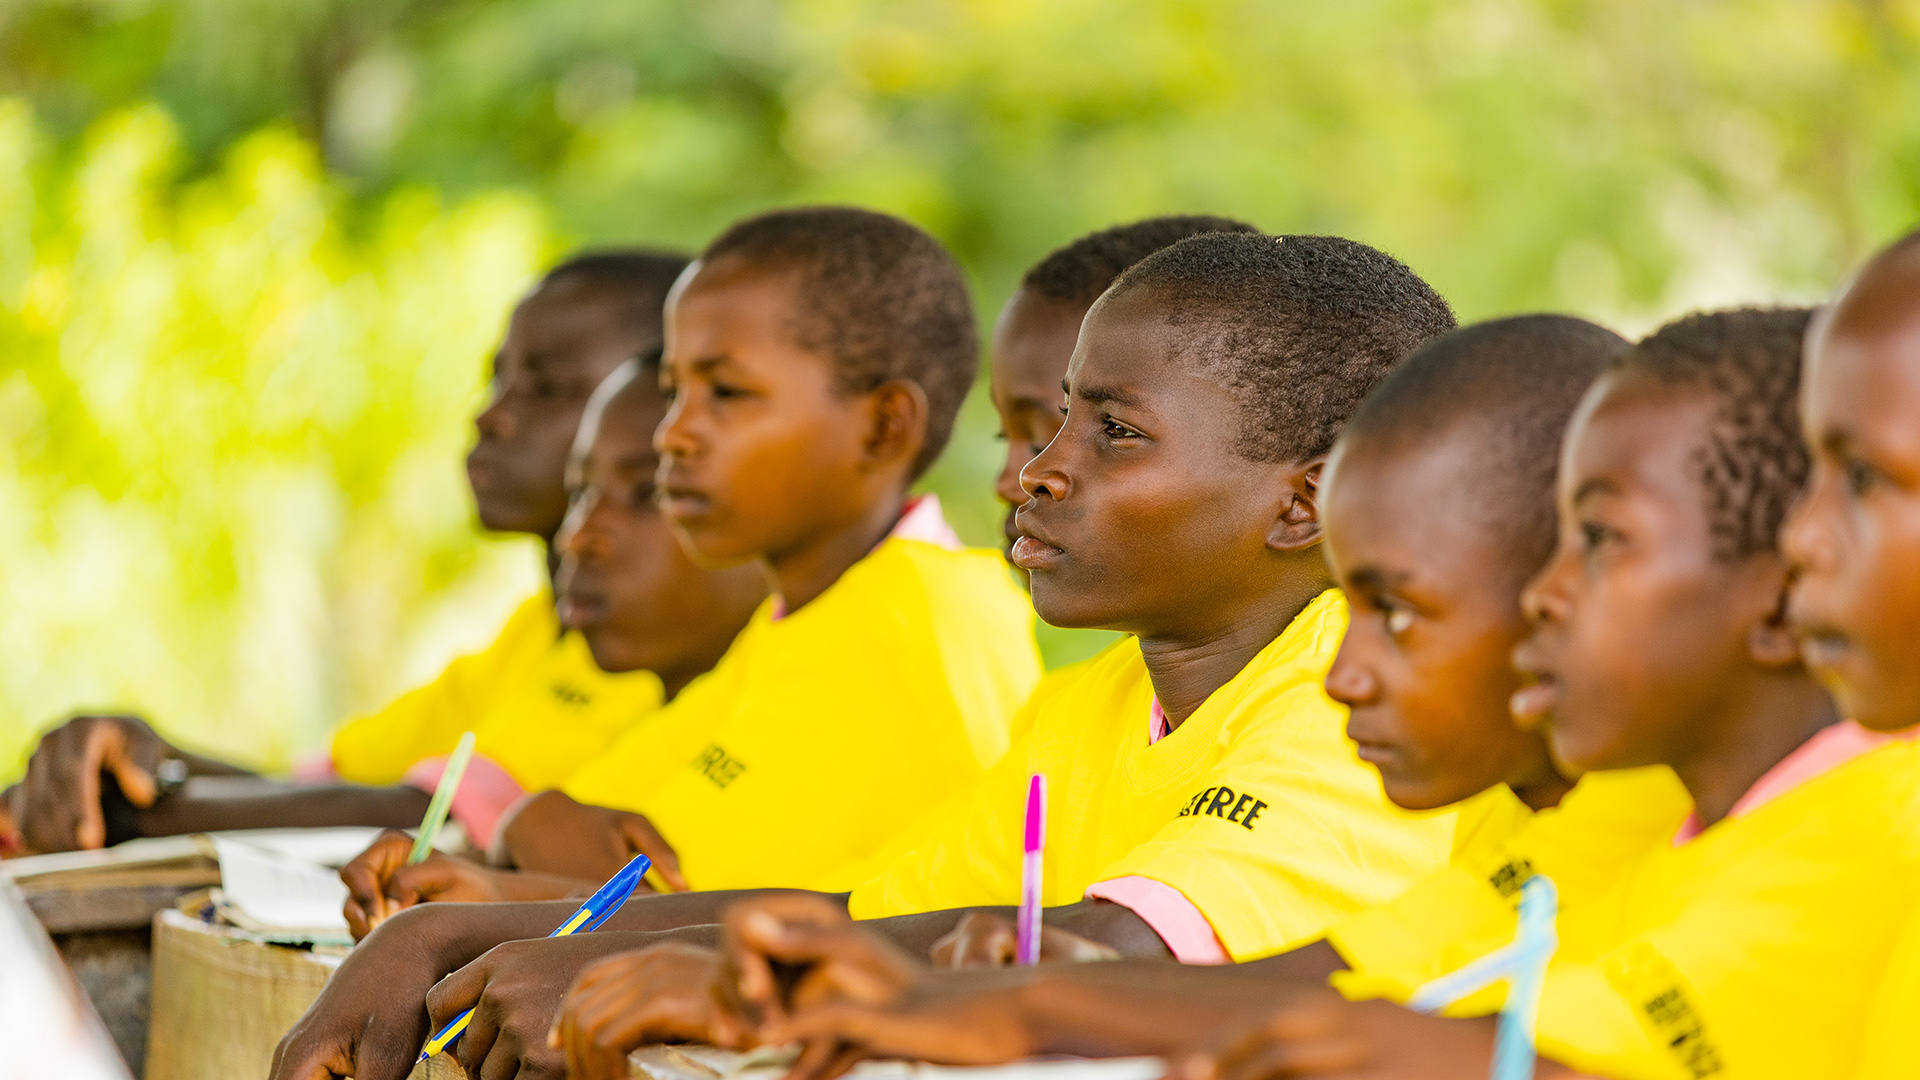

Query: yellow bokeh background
[[3, 0, 1919, 776]]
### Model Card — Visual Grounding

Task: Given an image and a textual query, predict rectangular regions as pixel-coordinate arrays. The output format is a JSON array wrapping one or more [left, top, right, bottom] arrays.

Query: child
[[527, 231, 1469, 1079], [1780, 230, 1920, 1079], [990, 216, 1259, 557], [551, 315, 1696, 1075], [1181, 307, 1920, 1080], [4, 252, 734, 855], [338, 360, 770, 932], [271, 206, 1041, 1080]]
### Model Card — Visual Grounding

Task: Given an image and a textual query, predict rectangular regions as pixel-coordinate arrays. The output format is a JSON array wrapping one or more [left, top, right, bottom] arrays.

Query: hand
[[1174, 993, 1510, 1080], [712, 892, 930, 1080], [269, 904, 470, 1080], [551, 944, 758, 1080], [425, 932, 658, 1080], [16, 713, 175, 851], [723, 893, 924, 1028], [499, 790, 688, 890], [929, 911, 1121, 969], [340, 829, 511, 941], [1, 786, 23, 855]]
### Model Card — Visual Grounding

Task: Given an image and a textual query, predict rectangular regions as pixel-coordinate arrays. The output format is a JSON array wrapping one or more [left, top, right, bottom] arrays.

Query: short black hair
[[1341, 315, 1628, 571], [1106, 233, 1457, 463], [1616, 307, 1815, 561], [701, 206, 977, 478], [539, 250, 692, 341], [1021, 216, 1263, 308]]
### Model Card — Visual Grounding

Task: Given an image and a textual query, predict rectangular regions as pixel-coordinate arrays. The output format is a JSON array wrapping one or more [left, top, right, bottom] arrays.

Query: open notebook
[[5, 826, 461, 943]]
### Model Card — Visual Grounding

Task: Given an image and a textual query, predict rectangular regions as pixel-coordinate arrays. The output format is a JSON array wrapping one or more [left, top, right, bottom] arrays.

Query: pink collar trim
[[769, 494, 962, 621], [1148, 697, 1170, 745], [1673, 721, 1905, 845]]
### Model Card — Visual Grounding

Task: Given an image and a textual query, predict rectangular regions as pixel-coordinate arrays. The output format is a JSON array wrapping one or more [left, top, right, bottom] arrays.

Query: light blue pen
[[417, 853, 653, 1062]]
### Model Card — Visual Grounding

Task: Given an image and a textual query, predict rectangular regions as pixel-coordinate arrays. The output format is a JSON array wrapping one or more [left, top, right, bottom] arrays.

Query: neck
[[1507, 736, 1576, 812], [1139, 573, 1329, 730], [1509, 772, 1576, 813], [1672, 671, 1842, 828], [541, 534, 561, 592], [766, 488, 908, 615]]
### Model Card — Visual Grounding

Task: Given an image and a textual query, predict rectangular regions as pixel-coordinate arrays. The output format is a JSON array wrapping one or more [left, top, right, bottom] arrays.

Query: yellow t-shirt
[[329, 593, 665, 791], [562, 538, 1041, 893], [1855, 903, 1920, 1080], [1423, 740, 1920, 1080], [848, 590, 1458, 962], [1328, 766, 1692, 1008]]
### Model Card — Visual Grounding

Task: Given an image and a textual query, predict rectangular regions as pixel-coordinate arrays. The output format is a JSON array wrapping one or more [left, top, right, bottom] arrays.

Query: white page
[[206, 826, 389, 868], [211, 837, 350, 936]]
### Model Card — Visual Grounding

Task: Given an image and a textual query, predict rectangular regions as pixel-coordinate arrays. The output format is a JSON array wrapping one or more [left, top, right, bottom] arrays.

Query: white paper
[[206, 826, 391, 868], [211, 837, 350, 936]]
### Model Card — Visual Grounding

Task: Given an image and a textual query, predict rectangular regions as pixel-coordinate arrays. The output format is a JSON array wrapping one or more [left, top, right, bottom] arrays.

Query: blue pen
[[417, 853, 653, 1062]]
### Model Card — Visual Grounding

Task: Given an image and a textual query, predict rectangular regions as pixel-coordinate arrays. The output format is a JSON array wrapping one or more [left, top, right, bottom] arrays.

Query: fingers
[[616, 813, 688, 891], [784, 1037, 866, 1080], [267, 1036, 357, 1080], [1038, 923, 1121, 963], [453, 993, 503, 1080], [344, 897, 374, 943], [930, 911, 1016, 969], [69, 724, 110, 851], [425, 957, 491, 1032], [101, 721, 160, 809], [387, 858, 483, 907], [1199, 997, 1368, 1080], [339, 830, 412, 927], [724, 894, 856, 1017], [0, 786, 22, 854]]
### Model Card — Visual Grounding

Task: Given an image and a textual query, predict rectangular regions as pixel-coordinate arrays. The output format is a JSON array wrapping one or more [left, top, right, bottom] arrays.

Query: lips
[[656, 467, 714, 523], [1509, 635, 1562, 728], [1010, 507, 1066, 572], [1796, 629, 1853, 672], [558, 589, 607, 630]]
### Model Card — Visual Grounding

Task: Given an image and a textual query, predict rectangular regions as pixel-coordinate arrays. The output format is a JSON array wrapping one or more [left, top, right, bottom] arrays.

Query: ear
[[1747, 561, 1802, 668], [1266, 458, 1325, 554], [863, 380, 930, 473]]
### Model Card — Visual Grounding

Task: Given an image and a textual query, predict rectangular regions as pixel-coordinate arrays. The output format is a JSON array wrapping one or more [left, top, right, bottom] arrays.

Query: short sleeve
[[1092, 683, 1453, 962]]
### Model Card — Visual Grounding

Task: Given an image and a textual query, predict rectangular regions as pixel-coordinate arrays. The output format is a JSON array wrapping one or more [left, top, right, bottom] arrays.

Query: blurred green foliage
[[3, 0, 1919, 773]]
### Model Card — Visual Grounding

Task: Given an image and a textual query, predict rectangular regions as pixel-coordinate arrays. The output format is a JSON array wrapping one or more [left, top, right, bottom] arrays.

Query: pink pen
[[1017, 773, 1047, 966]]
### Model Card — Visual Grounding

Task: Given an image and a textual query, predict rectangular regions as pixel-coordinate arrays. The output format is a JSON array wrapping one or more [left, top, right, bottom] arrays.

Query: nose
[[654, 388, 698, 459], [1780, 470, 1836, 578], [1323, 638, 1379, 707], [1019, 438, 1071, 503], [474, 379, 514, 441], [1519, 541, 1576, 626], [995, 443, 1031, 507], [559, 489, 612, 561]]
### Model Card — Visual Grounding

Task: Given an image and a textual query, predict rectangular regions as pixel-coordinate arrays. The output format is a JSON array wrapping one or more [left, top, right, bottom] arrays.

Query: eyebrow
[[1346, 566, 1412, 593], [1572, 476, 1620, 504], [1066, 378, 1146, 409]]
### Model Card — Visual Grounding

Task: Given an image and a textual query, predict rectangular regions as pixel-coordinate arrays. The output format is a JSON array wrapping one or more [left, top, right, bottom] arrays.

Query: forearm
[[863, 899, 1172, 960], [178, 750, 256, 777], [595, 888, 849, 934], [1015, 961, 1303, 1058], [133, 780, 432, 836]]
